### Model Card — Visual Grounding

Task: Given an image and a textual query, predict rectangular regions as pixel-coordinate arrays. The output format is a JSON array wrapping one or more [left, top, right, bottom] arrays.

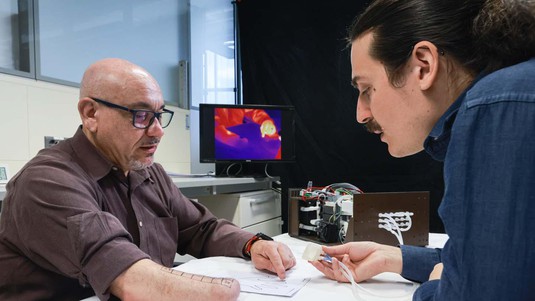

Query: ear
[[78, 97, 98, 132], [411, 41, 441, 91]]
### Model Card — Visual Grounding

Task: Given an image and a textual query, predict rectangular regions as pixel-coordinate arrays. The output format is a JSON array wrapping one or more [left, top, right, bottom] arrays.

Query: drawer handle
[[248, 197, 274, 206]]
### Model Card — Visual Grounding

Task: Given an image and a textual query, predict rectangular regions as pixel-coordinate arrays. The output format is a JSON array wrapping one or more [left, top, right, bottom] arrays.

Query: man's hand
[[249, 240, 296, 279]]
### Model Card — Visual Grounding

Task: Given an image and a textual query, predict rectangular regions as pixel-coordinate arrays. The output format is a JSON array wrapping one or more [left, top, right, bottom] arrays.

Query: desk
[[171, 176, 277, 197], [176, 233, 448, 301], [82, 233, 448, 301]]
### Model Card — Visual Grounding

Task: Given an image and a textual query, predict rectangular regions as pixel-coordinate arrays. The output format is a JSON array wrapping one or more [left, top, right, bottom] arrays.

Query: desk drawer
[[242, 217, 283, 237], [197, 190, 281, 228]]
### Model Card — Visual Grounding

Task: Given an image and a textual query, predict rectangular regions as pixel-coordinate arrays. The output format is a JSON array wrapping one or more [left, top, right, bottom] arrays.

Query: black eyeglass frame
[[89, 97, 174, 129]]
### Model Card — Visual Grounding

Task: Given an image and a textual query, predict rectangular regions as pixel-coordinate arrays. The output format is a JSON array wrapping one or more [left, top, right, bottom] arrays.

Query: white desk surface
[[83, 233, 448, 301]]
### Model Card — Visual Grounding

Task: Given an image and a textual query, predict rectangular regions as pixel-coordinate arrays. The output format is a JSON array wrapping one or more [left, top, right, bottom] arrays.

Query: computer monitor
[[199, 103, 296, 163]]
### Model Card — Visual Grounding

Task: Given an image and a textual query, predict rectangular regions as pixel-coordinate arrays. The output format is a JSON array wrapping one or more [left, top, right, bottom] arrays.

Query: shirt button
[[139, 221, 143, 227]]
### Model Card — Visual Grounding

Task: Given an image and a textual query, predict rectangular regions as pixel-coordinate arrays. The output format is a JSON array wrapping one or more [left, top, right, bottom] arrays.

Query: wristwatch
[[243, 232, 273, 258]]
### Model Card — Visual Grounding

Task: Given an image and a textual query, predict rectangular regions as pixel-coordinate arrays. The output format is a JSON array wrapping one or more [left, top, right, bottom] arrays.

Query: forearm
[[110, 259, 240, 301]]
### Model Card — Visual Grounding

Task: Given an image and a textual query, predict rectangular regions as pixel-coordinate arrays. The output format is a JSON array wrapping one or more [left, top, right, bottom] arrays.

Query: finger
[[309, 260, 337, 280], [287, 254, 297, 269], [331, 257, 350, 283], [322, 244, 353, 257], [262, 243, 287, 280], [309, 260, 327, 274], [339, 254, 359, 282], [280, 245, 296, 270]]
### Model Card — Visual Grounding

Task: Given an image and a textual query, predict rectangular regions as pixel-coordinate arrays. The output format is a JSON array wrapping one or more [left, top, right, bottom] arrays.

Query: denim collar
[[424, 74, 484, 161]]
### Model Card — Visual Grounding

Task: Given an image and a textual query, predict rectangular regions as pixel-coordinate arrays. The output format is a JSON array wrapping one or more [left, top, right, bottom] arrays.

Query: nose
[[356, 99, 372, 124], [146, 117, 165, 137]]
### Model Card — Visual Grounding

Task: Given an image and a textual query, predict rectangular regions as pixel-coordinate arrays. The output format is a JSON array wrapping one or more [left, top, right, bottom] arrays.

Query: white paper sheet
[[235, 271, 310, 297], [174, 256, 311, 297]]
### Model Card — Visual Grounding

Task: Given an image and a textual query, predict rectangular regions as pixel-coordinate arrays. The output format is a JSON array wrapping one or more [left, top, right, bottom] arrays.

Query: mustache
[[142, 138, 160, 145], [364, 119, 383, 134]]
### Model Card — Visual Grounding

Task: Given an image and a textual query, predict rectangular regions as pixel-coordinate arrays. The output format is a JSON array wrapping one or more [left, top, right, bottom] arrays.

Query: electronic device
[[199, 103, 296, 164], [289, 183, 429, 246], [292, 182, 362, 244]]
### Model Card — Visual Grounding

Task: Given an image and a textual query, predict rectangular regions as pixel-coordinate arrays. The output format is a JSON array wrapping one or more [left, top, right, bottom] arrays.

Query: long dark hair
[[349, 0, 535, 86]]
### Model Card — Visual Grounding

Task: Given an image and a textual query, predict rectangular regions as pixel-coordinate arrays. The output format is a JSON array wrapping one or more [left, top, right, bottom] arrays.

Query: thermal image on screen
[[214, 108, 282, 160]]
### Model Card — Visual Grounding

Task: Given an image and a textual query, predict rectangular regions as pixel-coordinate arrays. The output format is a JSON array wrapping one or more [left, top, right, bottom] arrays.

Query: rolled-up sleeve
[[67, 212, 149, 296], [9, 161, 148, 298]]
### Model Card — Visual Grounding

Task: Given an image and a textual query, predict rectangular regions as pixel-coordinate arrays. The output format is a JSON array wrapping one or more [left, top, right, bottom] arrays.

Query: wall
[[0, 72, 191, 177]]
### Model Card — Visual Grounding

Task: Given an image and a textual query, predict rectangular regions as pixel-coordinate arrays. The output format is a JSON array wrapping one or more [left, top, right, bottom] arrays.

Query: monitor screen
[[199, 103, 296, 163]]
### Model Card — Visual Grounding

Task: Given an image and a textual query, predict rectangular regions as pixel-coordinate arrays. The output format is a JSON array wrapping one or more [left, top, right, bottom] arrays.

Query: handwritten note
[[236, 271, 310, 297]]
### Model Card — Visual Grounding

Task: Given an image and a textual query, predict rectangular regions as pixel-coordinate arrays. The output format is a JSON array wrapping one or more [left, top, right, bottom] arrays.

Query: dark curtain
[[236, 0, 445, 233]]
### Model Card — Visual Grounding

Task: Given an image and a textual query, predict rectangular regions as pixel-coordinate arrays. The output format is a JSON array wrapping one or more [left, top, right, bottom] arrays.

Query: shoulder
[[15, 147, 78, 181], [466, 58, 535, 108], [9, 145, 97, 198]]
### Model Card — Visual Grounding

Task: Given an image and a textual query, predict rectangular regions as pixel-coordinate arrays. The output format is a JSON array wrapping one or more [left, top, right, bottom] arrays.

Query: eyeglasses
[[90, 97, 174, 129]]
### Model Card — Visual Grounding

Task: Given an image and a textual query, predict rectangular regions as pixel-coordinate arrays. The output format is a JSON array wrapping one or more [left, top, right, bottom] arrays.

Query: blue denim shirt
[[400, 57, 535, 301]]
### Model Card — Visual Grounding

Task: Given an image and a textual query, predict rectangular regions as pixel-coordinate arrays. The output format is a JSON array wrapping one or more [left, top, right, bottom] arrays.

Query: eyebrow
[[130, 101, 165, 111]]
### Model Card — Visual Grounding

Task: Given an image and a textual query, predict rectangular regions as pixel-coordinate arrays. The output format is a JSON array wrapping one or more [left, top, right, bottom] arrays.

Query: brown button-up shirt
[[0, 126, 252, 300]]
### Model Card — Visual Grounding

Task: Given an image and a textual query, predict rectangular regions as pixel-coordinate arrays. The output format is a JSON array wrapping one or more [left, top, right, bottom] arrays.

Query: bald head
[[77, 58, 167, 174], [79, 58, 161, 103]]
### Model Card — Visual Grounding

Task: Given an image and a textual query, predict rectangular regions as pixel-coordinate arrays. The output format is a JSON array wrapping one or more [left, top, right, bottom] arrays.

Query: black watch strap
[[244, 232, 273, 257]]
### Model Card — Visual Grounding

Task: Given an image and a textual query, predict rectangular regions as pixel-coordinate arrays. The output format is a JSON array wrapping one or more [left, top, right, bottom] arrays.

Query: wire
[[264, 163, 275, 178], [225, 163, 243, 177], [379, 214, 404, 245], [378, 212, 414, 246], [303, 243, 415, 300], [339, 226, 346, 242], [324, 182, 363, 194], [337, 260, 415, 300]]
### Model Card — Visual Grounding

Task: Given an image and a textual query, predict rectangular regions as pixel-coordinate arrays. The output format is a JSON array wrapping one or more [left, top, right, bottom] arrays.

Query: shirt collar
[[423, 74, 484, 161], [70, 126, 150, 183], [427, 96, 463, 141], [70, 126, 113, 181]]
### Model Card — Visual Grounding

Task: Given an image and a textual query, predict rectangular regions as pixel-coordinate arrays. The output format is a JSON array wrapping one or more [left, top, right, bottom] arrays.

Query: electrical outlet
[[44, 136, 66, 148]]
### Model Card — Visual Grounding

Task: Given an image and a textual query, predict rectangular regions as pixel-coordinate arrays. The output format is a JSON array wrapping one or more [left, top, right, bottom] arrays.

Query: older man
[[0, 58, 295, 301]]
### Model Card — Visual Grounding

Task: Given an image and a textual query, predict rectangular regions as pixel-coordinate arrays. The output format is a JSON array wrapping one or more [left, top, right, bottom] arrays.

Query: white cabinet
[[197, 189, 282, 237], [242, 218, 282, 237]]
